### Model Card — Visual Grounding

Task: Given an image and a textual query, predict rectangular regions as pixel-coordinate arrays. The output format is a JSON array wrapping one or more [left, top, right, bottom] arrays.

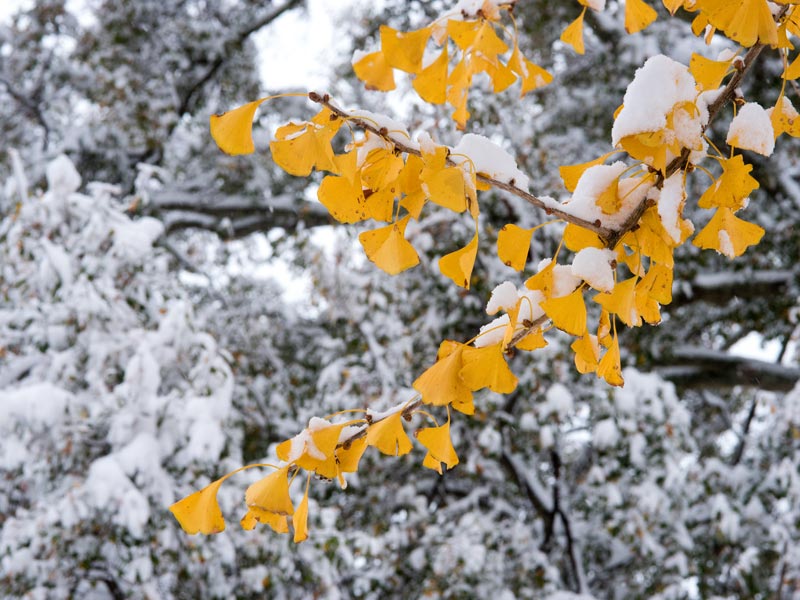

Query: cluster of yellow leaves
[[170, 407, 461, 541], [561, 0, 658, 55], [353, 2, 552, 128]]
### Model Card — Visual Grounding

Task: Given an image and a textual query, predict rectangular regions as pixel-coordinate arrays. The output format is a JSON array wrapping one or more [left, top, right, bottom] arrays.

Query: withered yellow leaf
[[353, 50, 396, 91], [318, 173, 368, 223], [625, 0, 658, 34], [380, 25, 432, 73], [245, 465, 294, 516], [689, 53, 732, 91], [413, 46, 449, 104], [439, 233, 478, 288], [560, 8, 586, 55], [270, 120, 339, 177], [559, 151, 615, 193], [697, 155, 759, 210], [366, 410, 413, 456], [413, 341, 473, 408], [597, 333, 624, 387], [416, 417, 459, 474], [241, 507, 289, 534], [595, 276, 640, 328], [292, 480, 310, 543], [336, 437, 368, 474], [460, 343, 518, 394], [359, 215, 420, 275], [692, 207, 765, 258], [507, 44, 553, 96], [541, 286, 587, 336], [571, 332, 599, 374], [210, 98, 268, 156], [497, 224, 534, 271], [169, 476, 228, 535]]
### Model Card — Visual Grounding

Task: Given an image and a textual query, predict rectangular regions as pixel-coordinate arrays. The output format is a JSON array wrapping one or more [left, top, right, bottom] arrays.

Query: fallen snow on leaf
[[727, 102, 775, 157], [475, 314, 510, 348], [451, 133, 530, 190], [486, 281, 519, 315], [571, 247, 616, 292]]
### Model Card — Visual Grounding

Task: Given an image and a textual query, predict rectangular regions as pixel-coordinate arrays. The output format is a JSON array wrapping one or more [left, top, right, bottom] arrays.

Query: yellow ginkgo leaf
[[337, 437, 368, 474], [525, 259, 556, 296], [245, 466, 294, 516], [785, 53, 800, 80], [292, 478, 310, 543], [413, 46, 449, 104], [560, 8, 586, 55], [241, 507, 290, 534], [497, 224, 535, 271], [597, 332, 624, 386], [571, 331, 600, 374], [169, 476, 228, 535], [270, 119, 339, 177], [663, 0, 685, 15], [276, 420, 347, 479], [353, 50, 396, 91], [638, 263, 673, 304], [416, 416, 459, 474], [507, 44, 553, 96], [595, 177, 621, 214], [625, 0, 658, 34], [595, 276, 640, 328], [541, 286, 587, 336], [380, 25, 432, 73], [359, 215, 420, 275], [318, 173, 368, 223], [460, 343, 518, 394], [701, 0, 778, 48], [598, 310, 613, 348], [516, 328, 548, 351], [413, 341, 474, 408], [559, 151, 615, 193], [439, 233, 479, 289], [689, 53, 732, 90], [366, 411, 413, 456], [422, 166, 467, 212], [563, 223, 604, 252], [697, 154, 759, 210], [210, 98, 268, 156], [360, 147, 405, 192], [692, 207, 765, 258]]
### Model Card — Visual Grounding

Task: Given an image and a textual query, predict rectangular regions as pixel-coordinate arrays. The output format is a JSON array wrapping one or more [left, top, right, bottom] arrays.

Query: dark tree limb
[[657, 346, 800, 392], [672, 270, 794, 306]]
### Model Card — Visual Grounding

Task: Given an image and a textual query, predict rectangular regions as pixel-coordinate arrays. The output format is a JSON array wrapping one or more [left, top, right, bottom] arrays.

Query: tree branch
[[672, 270, 793, 306], [657, 346, 800, 392]]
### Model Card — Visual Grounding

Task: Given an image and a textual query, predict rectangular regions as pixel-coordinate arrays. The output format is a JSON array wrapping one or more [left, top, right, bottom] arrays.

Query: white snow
[[544, 383, 573, 419], [517, 288, 545, 323], [113, 217, 165, 261], [726, 102, 775, 156], [593, 418, 620, 449], [451, 133, 530, 190], [612, 55, 699, 146], [718, 230, 734, 258], [350, 109, 419, 151], [552, 264, 583, 297], [45, 154, 81, 195], [475, 314, 510, 348], [655, 171, 692, 243], [571, 247, 616, 292], [0, 383, 73, 425], [486, 281, 519, 315]]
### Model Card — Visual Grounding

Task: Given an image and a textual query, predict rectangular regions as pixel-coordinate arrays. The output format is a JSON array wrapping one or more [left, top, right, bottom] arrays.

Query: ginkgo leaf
[[701, 0, 778, 48], [598, 310, 613, 348], [662, 0, 685, 15], [359, 215, 420, 275], [571, 332, 600, 374], [353, 51, 396, 91], [559, 152, 615, 192], [625, 0, 658, 34], [447, 19, 508, 59], [413, 46, 449, 104], [380, 25, 432, 73], [416, 417, 459, 474], [497, 224, 534, 271], [689, 53, 732, 90], [785, 53, 800, 80], [210, 98, 269, 156], [595, 276, 640, 328], [507, 44, 553, 96], [697, 154, 759, 210], [638, 263, 673, 305], [337, 437, 368, 474], [563, 223, 604, 252], [270, 119, 339, 177], [169, 476, 228, 535], [318, 173, 369, 223], [516, 328, 548, 351], [447, 58, 474, 129], [360, 147, 404, 192], [561, 8, 586, 55], [460, 343, 518, 394], [366, 411, 413, 456], [597, 332, 624, 386], [292, 479, 310, 543], [525, 259, 556, 296], [692, 207, 765, 258], [241, 507, 289, 534], [541, 286, 587, 336], [245, 466, 294, 515], [595, 177, 621, 214], [413, 341, 473, 408], [422, 166, 467, 212], [439, 233, 478, 288]]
